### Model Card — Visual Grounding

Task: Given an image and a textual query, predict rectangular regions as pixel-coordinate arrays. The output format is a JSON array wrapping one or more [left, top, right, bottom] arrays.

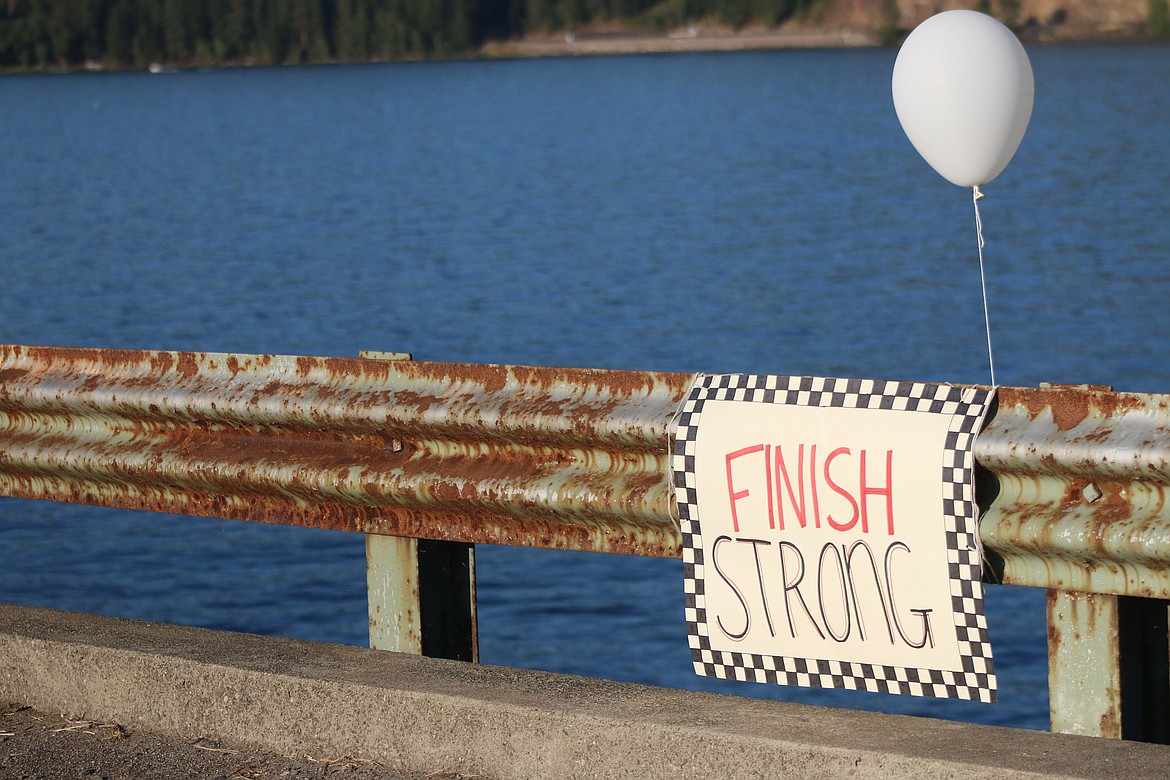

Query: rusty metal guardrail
[[0, 345, 687, 556], [978, 385, 1170, 741], [2, 345, 1168, 742]]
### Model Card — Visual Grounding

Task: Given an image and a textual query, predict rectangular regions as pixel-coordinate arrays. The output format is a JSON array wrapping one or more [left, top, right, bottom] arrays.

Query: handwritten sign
[[672, 374, 996, 702]]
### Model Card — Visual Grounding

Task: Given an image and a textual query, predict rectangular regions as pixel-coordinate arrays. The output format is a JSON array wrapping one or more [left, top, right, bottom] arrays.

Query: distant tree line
[[1152, 0, 1170, 38], [0, 0, 819, 69]]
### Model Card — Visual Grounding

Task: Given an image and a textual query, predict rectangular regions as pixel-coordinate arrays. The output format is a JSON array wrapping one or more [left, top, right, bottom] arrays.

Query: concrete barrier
[[1, 604, 1167, 779]]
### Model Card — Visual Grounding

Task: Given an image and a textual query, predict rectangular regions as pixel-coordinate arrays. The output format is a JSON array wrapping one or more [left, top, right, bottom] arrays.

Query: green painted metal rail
[[2, 345, 1168, 741]]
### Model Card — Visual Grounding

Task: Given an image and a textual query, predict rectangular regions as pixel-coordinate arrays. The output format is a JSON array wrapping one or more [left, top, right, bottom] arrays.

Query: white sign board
[[672, 374, 996, 702]]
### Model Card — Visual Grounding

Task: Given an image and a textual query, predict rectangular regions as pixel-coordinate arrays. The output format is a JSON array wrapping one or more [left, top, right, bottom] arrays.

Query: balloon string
[[973, 185, 995, 387]]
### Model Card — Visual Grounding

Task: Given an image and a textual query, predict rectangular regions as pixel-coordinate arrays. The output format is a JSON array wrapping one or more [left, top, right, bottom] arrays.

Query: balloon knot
[[973, 185, 986, 201]]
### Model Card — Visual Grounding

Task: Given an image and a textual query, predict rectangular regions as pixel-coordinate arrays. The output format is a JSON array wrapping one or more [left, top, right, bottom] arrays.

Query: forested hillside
[[0, 0, 819, 69]]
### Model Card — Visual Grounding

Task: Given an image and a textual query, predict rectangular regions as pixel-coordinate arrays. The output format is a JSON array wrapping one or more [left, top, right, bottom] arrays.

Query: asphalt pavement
[[0, 701, 459, 780]]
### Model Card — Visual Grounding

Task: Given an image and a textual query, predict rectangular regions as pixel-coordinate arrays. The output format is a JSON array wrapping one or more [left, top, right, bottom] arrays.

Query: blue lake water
[[2, 42, 1170, 731]]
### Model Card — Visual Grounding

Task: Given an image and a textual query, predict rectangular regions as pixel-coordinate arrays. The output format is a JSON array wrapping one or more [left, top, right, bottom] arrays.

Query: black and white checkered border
[[671, 374, 997, 703]]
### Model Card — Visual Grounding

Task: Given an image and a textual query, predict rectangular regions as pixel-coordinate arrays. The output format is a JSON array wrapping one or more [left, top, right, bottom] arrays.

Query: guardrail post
[[360, 351, 478, 662], [366, 534, 477, 661], [1048, 590, 1169, 741]]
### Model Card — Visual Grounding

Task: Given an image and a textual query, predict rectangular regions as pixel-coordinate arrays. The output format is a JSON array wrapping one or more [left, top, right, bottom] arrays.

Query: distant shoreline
[[480, 26, 880, 59], [482, 14, 1167, 61], [0, 27, 883, 75], [3, 16, 1162, 76]]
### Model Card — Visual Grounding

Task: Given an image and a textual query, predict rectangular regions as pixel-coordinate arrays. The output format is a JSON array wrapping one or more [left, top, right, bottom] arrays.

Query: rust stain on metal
[[1089, 486, 1135, 525], [1001, 387, 1088, 432], [1000, 386, 1148, 433], [175, 353, 200, 378], [1099, 709, 1122, 740], [0, 368, 30, 384], [1050, 392, 1093, 433]]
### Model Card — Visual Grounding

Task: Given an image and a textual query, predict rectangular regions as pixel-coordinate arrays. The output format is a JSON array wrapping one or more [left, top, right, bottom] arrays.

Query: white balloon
[[892, 10, 1034, 188]]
